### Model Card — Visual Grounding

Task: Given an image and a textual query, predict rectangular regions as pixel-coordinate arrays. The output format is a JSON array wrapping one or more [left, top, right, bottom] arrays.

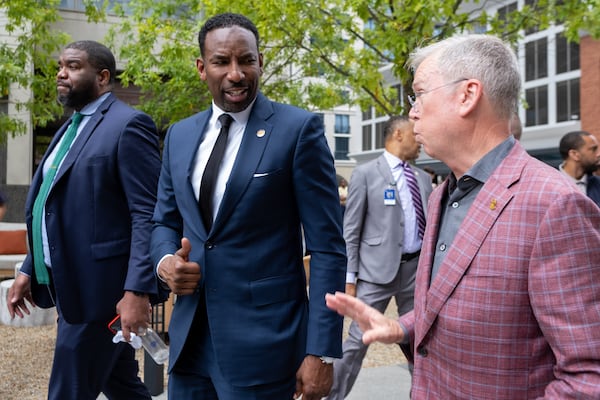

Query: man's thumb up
[[176, 237, 192, 261]]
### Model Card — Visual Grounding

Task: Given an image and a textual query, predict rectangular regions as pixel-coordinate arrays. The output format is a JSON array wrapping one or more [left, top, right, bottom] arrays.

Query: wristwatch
[[320, 356, 335, 364]]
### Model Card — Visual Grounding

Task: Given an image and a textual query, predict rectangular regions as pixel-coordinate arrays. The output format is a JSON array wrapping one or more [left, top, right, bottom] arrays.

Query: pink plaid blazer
[[400, 143, 600, 399]]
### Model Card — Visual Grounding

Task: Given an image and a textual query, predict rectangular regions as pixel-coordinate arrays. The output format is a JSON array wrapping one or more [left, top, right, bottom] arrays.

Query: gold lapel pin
[[490, 198, 497, 210], [256, 129, 266, 138]]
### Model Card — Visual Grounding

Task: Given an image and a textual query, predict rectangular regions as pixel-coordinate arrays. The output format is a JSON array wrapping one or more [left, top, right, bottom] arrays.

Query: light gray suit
[[328, 153, 432, 399]]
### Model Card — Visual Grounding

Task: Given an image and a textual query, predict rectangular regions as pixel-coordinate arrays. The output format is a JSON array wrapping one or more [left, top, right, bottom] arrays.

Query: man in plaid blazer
[[326, 34, 600, 399]]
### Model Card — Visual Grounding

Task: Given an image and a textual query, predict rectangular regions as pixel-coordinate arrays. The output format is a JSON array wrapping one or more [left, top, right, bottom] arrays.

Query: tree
[[0, 0, 108, 143], [0, 0, 67, 143], [1, 0, 598, 141], [105, 0, 600, 130]]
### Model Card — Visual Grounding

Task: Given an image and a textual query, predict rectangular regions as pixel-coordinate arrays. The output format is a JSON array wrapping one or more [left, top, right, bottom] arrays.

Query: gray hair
[[409, 35, 521, 120]]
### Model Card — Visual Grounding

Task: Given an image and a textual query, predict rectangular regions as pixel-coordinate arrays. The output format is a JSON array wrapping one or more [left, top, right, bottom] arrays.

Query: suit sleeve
[[116, 112, 163, 300], [343, 167, 368, 276], [398, 310, 416, 363], [293, 113, 347, 358], [151, 124, 185, 266], [530, 192, 600, 398]]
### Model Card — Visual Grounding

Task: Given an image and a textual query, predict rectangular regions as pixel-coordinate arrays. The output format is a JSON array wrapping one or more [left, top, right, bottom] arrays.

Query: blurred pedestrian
[[558, 130, 600, 205], [326, 116, 432, 399]]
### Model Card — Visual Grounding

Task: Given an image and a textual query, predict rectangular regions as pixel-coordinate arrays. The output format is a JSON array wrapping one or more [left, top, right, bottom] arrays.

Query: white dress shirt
[[191, 101, 253, 223], [383, 151, 422, 254]]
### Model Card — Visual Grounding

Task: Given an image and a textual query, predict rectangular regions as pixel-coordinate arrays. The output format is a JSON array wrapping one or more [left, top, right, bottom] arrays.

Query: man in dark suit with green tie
[[7, 40, 162, 400]]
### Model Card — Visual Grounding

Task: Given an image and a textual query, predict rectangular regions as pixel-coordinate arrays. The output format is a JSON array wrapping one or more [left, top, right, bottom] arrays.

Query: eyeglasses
[[407, 78, 468, 108]]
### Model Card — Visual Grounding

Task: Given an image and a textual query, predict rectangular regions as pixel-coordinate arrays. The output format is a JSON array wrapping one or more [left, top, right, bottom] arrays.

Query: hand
[[116, 291, 151, 342], [157, 237, 201, 295], [7, 274, 36, 319], [325, 291, 404, 345], [294, 355, 333, 400], [345, 282, 356, 297]]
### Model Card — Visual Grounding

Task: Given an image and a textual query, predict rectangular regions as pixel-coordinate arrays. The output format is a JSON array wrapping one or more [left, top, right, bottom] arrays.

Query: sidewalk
[[99, 362, 411, 400], [346, 363, 411, 399]]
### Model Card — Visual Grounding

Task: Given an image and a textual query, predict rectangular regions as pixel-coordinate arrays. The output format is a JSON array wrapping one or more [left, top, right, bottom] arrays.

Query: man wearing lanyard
[[326, 115, 432, 400]]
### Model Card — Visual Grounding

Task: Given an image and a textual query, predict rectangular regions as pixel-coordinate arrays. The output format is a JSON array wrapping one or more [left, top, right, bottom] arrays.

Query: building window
[[60, 0, 130, 13], [556, 34, 579, 74], [375, 121, 385, 149], [334, 114, 350, 134], [525, 86, 548, 126], [59, 0, 84, 10], [524, 0, 541, 34], [556, 78, 580, 122], [334, 136, 349, 160], [362, 125, 372, 151], [362, 108, 372, 120], [525, 38, 547, 81], [497, 2, 517, 28]]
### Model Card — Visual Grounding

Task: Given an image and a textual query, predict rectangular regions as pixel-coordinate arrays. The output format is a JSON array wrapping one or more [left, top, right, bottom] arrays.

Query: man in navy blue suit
[[8, 41, 161, 399], [151, 12, 346, 400], [558, 130, 600, 206]]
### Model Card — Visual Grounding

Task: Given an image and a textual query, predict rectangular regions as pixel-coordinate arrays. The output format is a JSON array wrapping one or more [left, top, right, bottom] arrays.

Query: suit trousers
[[326, 257, 418, 400], [169, 295, 297, 400], [48, 316, 150, 400]]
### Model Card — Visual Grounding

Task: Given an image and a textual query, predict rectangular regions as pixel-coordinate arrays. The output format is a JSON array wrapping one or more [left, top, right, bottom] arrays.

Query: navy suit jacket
[[151, 93, 347, 386], [21, 93, 162, 324], [587, 174, 600, 206]]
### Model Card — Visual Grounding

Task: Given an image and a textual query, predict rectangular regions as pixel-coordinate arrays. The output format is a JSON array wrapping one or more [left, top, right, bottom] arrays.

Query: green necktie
[[31, 112, 83, 285]]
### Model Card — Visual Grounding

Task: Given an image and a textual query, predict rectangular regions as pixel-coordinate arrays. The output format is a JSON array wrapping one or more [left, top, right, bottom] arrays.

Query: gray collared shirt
[[430, 136, 516, 283]]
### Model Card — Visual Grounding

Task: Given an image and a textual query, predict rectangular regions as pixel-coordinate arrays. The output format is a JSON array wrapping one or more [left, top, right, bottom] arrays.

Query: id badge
[[384, 188, 396, 205]]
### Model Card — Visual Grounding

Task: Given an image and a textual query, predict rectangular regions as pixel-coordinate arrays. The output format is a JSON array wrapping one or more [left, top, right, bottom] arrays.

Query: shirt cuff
[[346, 272, 356, 284], [156, 254, 173, 283], [398, 320, 410, 344]]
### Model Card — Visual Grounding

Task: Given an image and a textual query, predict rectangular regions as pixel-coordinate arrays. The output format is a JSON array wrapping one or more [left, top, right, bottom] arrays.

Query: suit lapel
[[185, 111, 211, 237], [415, 146, 525, 344], [212, 94, 273, 233], [52, 95, 115, 186], [376, 155, 399, 209]]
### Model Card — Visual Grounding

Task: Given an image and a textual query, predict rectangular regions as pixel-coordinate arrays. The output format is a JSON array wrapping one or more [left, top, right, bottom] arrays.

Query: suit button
[[417, 345, 428, 357], [205, 241, 214, 249]]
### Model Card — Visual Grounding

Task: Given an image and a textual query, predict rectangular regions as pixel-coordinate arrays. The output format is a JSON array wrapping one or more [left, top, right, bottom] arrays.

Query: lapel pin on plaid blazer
[[490, 198, 497, 210]]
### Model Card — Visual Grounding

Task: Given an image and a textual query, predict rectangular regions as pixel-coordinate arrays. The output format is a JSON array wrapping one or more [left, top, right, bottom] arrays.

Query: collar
[[558, 163, 588, 186], [448, 136, 516, 195], [210, 98, 256, 127], [383, 150, 403, 170], [79, 92, 111, 116]]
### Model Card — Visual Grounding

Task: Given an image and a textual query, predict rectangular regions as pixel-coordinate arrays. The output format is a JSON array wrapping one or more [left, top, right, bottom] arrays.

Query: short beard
[[57, 81, 97, 110], [583, 163, 599, 175]]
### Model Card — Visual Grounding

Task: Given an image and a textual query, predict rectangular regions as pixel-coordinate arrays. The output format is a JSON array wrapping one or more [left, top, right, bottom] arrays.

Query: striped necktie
[[401, 161, 426, 239], [31, 112, 83, 285]]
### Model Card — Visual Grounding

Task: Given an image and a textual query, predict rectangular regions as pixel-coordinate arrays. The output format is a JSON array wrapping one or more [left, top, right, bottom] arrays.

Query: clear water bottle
[[138, 327, 169, 365]]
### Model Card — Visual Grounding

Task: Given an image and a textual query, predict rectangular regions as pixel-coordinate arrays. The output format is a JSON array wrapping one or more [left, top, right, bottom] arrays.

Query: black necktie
[[200, 113, 233, 231]]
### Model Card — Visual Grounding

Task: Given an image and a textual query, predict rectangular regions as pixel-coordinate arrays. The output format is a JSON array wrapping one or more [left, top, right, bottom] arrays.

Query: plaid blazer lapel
[[416, 166, 518, 344]]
